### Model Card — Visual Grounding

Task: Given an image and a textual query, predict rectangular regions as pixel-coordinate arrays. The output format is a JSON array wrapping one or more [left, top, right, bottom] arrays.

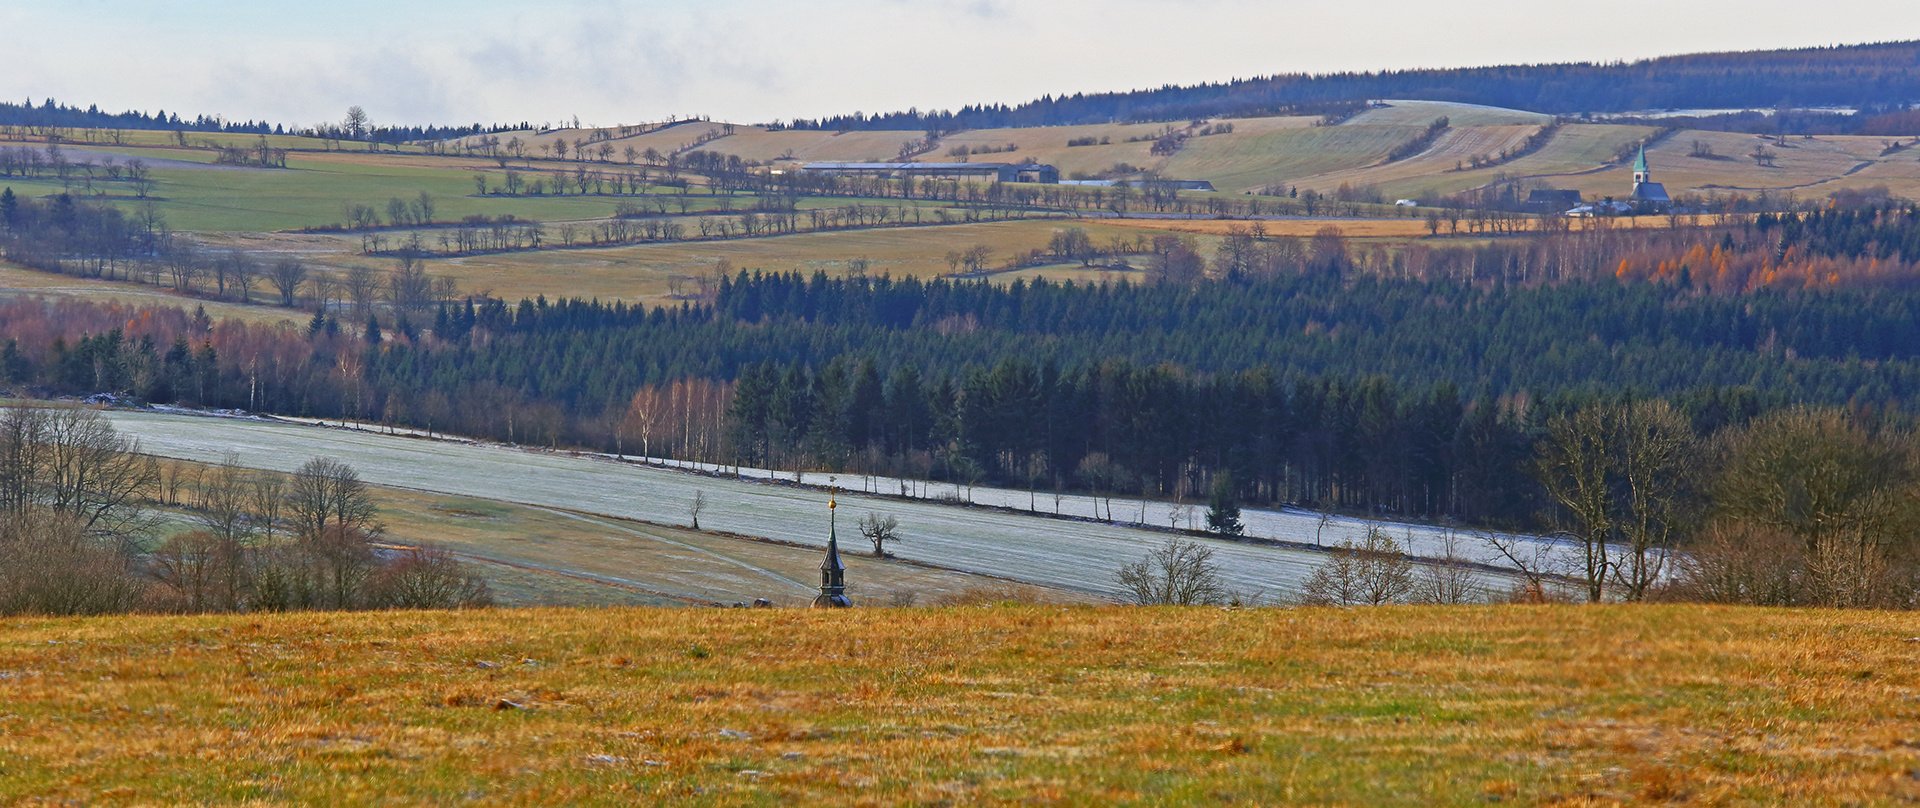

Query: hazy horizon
[[6, 0, 1919, 129]]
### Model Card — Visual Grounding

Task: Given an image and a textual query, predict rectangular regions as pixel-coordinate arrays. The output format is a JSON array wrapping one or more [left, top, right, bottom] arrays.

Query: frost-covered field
[[633, 460, 1578, 574], [108, 411, 1545, 600]]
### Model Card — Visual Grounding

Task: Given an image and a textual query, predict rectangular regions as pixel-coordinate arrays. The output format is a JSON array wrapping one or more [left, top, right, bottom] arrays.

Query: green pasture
[[2, 149, 961, 234], [1164, 124, 1420, 192]]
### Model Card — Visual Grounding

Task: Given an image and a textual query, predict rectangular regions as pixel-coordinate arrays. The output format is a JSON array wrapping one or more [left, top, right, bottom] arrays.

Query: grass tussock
[[1, 604, 1918, 805]]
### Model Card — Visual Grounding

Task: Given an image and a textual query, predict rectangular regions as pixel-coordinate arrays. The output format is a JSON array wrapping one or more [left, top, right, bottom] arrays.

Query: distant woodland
[[9, 40, 1920, 141], [9, 199, 1920, 532], [780, 41, 1920, 130], [0, 99, 520, 144]]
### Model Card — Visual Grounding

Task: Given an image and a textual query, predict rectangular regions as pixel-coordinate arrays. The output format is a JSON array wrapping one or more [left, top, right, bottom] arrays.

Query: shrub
[[1299, 529, 1413, 606], [366, 546, 493, 610], [0, 507, 151, 615], [1116, 539, 1226, 605]]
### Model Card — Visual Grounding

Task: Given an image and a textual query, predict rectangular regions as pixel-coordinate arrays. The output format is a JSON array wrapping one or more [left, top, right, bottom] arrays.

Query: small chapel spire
[[812, 479, 851, 608]]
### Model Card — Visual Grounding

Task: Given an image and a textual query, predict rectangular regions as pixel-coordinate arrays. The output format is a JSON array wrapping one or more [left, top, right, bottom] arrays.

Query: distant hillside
[[782, 40, 1920, 131], [0, 98, 517, 143]]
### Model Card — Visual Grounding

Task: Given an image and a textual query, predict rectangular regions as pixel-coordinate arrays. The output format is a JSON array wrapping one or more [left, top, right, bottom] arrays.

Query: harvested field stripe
[[530, 506, 815, 593]]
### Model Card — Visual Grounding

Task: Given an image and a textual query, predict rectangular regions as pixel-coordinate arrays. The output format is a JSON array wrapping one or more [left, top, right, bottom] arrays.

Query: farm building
[[1525, 189, 1583, 211], [800, 161, 1060, 184]]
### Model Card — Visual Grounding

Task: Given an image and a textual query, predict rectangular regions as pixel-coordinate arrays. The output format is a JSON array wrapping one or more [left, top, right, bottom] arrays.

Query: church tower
[[812, 487, 851, 608], [1628, 145, 1670, 208]]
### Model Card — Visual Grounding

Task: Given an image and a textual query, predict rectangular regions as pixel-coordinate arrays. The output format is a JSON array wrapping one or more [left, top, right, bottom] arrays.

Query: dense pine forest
[[781, 41, 1920, 131], [13, 183, 1920, 528], [11, 40, 1920, 141], [5, 217, 1920, 527]]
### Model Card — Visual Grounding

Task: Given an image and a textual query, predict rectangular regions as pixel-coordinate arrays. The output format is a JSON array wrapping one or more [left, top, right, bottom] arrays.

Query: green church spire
[[813, 482, 851, 608]]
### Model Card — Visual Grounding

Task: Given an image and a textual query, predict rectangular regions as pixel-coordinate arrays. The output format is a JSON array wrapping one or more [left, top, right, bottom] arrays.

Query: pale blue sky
[[6, 0, 1917, 128]]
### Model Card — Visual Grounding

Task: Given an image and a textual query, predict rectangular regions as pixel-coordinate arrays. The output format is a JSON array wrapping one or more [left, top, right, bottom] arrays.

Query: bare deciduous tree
[[287, 456, 378, 543], [268, 260, 308, 307], [249, 469, 286, 544], [35, 406, 159, 548], [1534, 401, 1695, 602], [153, 529, 221, 612], [287, 457, 381, 609], [1299, 529, 1414, 606], [343, 106, 370, 141], [365, 545, 492, 609], [229, 252, 258, 303], [857, 512, 900, 557], [688, 490, 706, 530], [165, 240, 202, 292], [195, 453, 254, 609], [344, 265, 377, 321], [1413, 528, 1478, 605], [1116, 538, 1225, 605], [307, 273, 339, 313], [385, 254, 434, 315], [1705, 407, 1920, 608]]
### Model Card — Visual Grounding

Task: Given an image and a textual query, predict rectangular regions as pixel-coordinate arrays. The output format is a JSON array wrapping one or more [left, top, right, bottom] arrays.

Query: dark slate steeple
[[813, 484, 851, 608]]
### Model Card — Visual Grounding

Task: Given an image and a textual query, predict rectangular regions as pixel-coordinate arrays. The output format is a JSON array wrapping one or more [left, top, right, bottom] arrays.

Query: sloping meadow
[[1, 604, 1915, 805]]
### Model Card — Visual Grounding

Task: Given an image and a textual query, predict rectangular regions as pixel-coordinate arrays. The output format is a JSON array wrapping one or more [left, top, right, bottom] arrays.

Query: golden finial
[[828, 476, 837, 509]]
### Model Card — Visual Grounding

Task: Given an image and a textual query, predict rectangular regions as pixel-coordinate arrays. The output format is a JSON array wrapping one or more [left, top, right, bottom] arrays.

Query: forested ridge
[[5, 265, 1920, 526], [13, 198, 1920, 527], [12, 40, 1920, 141], [0, 98, 515, 143], [781, 41, 1920, 130]]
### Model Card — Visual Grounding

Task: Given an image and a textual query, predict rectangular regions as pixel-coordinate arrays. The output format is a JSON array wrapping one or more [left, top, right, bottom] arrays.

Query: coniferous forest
[[779, 41, 1920, 131], [12, 202, 1920, 533]]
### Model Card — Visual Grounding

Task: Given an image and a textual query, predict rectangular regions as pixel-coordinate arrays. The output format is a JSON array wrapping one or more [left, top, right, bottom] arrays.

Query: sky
[[6, 0, 1919, 129]]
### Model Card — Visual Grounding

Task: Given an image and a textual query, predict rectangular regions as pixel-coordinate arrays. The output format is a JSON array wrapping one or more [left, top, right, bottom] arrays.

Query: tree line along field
[[2, 99, 1911, 238], [0, 604, 1915, 805], [0, 123, 1769, 314], [181, 219, 1174, 306], [6, 100, 1920, 321]]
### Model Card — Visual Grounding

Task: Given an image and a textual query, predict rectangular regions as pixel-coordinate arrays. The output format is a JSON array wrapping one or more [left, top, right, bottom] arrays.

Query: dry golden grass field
[[1298, 124, 1544, 196], [1345, 100, 1555, 128], [0, 259, 301, 326], [407, 219, 1161, 302], [1, 605, 1916, 805]]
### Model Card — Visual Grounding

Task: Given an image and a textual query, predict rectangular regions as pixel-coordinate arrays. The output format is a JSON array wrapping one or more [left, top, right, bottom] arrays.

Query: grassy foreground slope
[[2, 605, 1916, 806]]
